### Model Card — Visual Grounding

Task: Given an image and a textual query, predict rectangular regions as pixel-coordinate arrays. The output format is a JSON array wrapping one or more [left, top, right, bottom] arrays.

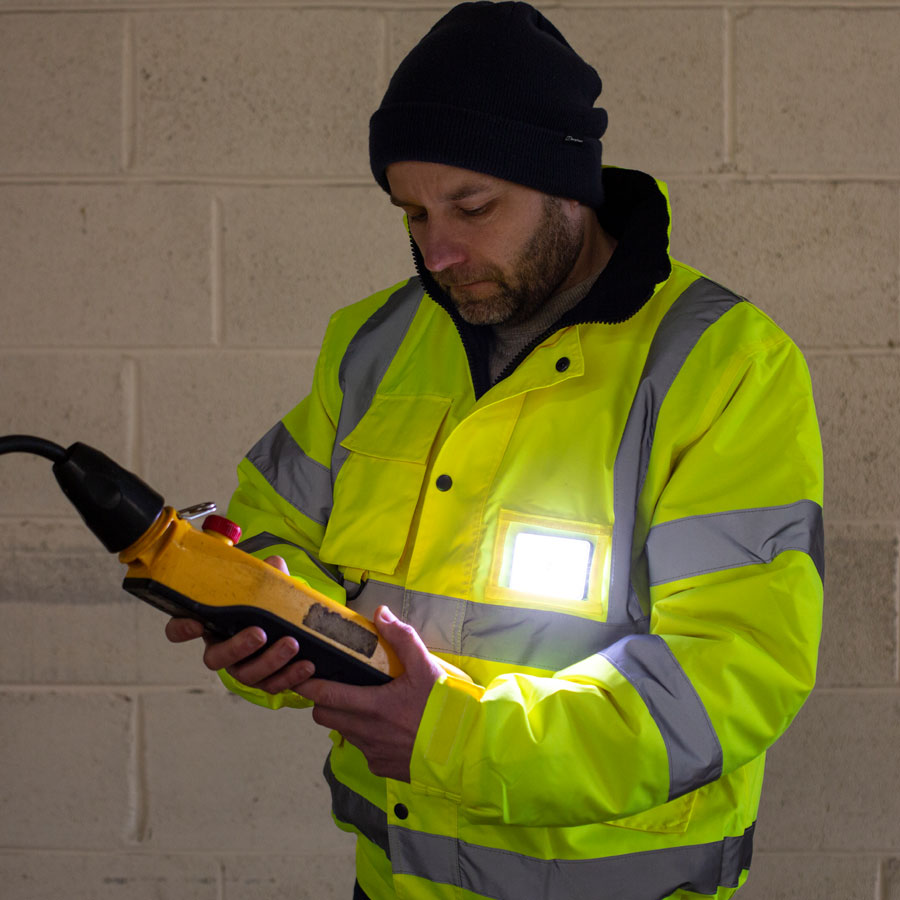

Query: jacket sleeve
[[408, 317, 824, 828], [217, 314, 349, 711]]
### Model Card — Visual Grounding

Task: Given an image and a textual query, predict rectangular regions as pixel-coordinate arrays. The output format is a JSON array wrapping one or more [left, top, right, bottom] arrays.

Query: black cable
[[0, 434, 67, 462]]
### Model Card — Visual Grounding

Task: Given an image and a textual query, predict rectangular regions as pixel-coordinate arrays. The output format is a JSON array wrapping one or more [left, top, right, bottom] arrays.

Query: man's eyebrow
[[447, 184, 492, 202], [389, 184, 493, 208]]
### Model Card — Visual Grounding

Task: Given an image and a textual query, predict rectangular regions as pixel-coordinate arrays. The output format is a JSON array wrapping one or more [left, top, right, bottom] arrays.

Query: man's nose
[[417, 223, 468, 274]]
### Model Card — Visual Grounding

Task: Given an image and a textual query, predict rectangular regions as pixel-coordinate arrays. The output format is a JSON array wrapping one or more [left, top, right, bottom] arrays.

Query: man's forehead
[[386, 161, 504, 205]]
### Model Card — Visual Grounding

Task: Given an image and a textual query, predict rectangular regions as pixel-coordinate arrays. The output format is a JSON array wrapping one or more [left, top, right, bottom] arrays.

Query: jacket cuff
[[409, 670, 482, 802], [217, 668, 312, 710]]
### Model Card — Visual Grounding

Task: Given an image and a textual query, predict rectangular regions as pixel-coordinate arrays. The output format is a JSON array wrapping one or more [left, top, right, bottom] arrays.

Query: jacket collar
[[410, 167, 672, 397]]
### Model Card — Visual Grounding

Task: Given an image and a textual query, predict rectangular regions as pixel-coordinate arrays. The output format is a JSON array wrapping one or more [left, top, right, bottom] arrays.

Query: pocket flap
[[340, 394, 451, 463], [321, 393, 451, 574], [604, 790, 697, 835]]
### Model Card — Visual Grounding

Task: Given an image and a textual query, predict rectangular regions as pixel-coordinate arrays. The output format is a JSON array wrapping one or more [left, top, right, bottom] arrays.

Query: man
[[167, 3, 824, 898]]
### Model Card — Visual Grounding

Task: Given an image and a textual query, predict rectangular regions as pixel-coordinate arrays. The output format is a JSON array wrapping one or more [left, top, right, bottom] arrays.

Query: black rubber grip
[[123, 577, 391, 686]]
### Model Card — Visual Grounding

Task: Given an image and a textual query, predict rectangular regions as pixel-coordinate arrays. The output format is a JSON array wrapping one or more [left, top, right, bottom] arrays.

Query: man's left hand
[[298, 605, 443, 782]]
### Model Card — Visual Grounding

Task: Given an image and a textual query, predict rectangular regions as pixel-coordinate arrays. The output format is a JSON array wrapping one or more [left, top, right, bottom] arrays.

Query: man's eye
[[461, 205, 488, 217], [407, 211, 427, 223]]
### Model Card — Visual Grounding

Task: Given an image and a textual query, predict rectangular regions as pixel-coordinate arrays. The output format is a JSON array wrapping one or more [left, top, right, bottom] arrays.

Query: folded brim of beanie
[[370, 102, 605, 209]]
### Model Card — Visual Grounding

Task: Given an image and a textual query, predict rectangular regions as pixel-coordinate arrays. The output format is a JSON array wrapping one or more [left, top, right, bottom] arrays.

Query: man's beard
[[433, 197, 585, 327]]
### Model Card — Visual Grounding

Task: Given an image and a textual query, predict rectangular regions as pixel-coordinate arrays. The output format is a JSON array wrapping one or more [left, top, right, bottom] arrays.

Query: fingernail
[[378, 606, 395, 623], [244, 630, 266, 652]]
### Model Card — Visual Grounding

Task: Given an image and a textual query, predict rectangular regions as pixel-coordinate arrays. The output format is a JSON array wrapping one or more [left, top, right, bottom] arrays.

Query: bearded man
[[167, 4, 824, 899]]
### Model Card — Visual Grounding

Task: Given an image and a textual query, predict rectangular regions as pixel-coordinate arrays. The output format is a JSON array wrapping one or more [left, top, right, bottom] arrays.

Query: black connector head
[[52, 443, 165, 553]]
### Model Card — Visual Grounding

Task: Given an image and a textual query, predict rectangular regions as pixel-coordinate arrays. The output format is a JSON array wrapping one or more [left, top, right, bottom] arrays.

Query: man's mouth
[[438, 275, 493, 291], [446, 281, 498, 302]]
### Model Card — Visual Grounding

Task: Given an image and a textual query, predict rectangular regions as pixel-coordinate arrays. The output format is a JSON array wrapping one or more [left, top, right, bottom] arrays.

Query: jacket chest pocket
[[319, 393, 451, 575]]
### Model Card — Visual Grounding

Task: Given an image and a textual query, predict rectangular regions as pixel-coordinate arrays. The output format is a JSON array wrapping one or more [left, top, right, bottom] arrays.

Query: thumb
[[264, 555, 289, 574], [374, 606, 436, 676]]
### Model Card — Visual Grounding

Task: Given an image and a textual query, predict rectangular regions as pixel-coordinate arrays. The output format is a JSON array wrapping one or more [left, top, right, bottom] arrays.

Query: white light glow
[[508, 532, 592, 601]]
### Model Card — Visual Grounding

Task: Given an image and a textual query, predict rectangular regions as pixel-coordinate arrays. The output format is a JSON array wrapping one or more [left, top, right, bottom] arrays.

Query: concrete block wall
[[0, 2, 897, 898]]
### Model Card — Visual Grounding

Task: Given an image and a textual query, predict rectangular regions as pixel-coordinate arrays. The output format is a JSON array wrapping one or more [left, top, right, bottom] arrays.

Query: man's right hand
[[163, 555, 317, 695]]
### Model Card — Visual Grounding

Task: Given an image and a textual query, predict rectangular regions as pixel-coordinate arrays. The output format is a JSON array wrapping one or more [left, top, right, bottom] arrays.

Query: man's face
[[386, 161, 585, 326]]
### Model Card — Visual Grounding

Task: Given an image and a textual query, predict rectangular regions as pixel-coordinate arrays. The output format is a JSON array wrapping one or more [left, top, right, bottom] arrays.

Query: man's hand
[[164, 553, 442, 779], [163, 555, 317, 694], [299, 605, 443, 782]]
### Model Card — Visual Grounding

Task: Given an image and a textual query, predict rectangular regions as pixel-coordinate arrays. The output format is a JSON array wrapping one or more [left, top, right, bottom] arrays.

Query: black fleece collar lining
[[411, 167, 672, 398]]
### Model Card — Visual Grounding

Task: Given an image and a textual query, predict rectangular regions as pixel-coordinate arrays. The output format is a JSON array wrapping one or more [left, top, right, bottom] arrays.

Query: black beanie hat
[[369, 1, 608, 208]]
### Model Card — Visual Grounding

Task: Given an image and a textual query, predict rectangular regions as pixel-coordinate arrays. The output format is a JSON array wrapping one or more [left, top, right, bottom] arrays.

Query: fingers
[[294, 611, 439, 782], [166, 612, 317, 695], [255, 657, 316, 694], [298, 676, 367, 711], [206, 629, 316, 694], [221, 635, 302, 687], [164, 617, 205, 643], [304, 674, 417, 782], [200, 626, 268, 671], [264, 555, 289, 574]]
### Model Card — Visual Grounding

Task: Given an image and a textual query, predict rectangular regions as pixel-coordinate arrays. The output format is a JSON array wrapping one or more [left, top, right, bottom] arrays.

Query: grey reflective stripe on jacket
[[246, 422, 333, 525], [332, 278, 424, 485], [390, 826, 753, 900], [608, 277, 744, 626], [244, 278, 424, 527], [325, 754, 753, 900], [324, 759, 390, 860], [347, 579, 641, 672], [601, 635, 723, 800], [603, 277, 798, 803], [646, 499, 825, 586]]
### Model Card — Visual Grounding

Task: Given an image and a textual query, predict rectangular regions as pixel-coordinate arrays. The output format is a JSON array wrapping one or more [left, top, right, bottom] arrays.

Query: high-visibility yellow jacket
[[222, 168, 823, 900]]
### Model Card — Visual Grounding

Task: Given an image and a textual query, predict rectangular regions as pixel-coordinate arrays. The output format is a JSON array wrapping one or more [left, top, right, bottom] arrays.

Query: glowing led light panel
[[508, 532, 592, 601]]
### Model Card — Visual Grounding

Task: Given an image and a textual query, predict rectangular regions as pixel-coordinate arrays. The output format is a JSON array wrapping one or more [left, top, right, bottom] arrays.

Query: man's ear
[[562, 197, 590, 227]]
